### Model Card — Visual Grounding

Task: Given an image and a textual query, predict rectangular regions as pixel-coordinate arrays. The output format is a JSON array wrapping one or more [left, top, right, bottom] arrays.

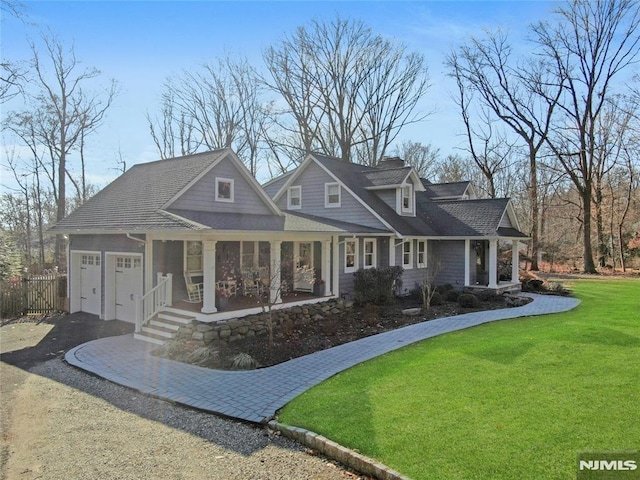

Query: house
[[51, 148, 527, 344]]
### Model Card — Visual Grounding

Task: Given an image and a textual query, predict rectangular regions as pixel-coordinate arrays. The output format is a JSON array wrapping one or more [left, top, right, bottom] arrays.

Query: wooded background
[[2, 0, 639, 279]]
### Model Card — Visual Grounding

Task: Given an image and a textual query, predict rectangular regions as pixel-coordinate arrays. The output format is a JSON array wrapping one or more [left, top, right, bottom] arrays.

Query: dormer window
[[215, 177, 234, 203], [402, 184, 413, 213], [287, 186, 302, 209], [325, 182, 341, 208]]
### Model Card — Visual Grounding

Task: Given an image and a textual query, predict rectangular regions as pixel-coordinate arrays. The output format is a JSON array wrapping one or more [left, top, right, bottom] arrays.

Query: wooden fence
[[1, 274, 67, 319]]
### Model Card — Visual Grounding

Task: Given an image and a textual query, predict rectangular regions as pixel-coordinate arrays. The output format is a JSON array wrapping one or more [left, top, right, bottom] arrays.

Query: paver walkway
[[65, 293, 580, 423]]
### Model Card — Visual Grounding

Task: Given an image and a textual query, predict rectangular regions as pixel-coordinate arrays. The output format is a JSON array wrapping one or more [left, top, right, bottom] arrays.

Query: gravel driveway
[[1, 318, 361, 480]]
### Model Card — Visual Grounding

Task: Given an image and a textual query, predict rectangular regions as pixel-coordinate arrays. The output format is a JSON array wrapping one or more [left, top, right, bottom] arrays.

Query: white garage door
[[80, 254, 101, 316], [114, 255, 143, 322]]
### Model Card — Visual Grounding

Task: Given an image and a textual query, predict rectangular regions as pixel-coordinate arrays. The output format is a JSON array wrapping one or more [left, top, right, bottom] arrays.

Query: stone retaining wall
[[174, 299, 354, 347]]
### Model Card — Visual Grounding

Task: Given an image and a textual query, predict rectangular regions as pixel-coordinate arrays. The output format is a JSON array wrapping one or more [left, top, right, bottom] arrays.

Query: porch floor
[[172, 291, 320, 314]]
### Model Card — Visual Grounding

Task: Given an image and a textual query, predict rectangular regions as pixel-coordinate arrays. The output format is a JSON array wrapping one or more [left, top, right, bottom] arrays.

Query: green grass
[[278, 279, 640, 479]]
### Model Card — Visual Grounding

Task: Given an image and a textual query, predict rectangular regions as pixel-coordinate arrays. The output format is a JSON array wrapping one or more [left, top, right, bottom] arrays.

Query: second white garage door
[[113, 255, 143, 323]]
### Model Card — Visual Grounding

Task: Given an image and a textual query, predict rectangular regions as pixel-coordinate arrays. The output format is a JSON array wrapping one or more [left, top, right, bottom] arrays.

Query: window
[[325, 182, 341, 208], [402, 184, 413, 213], [417, 240, 427, 268], [402, 240, 413, 269], [364, 238, 376, 269], [185, 241, 203, 271], [215, 177, 234, 202], [344, 238, 358, 273], [241, 241, 256, 270], [287, 186, 302, 209]]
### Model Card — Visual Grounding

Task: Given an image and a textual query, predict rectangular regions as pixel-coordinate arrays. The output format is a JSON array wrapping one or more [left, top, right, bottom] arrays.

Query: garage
[[105, 253, 143, 323]]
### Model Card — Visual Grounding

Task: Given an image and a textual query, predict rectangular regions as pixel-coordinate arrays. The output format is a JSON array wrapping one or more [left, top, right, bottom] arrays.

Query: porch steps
[[133, 310, 196, 346]]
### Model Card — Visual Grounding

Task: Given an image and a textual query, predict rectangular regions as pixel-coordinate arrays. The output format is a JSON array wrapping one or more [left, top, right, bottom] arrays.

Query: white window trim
[[402, 239, 413, 269], [363, 238, 377, 269], [287, 186, 302, 210], [325, 182, 341, 208], [417, 240, 427, 268], [344, 238, 359, 273], [215, 177, 235, 203], [401, 184, 413, 214]]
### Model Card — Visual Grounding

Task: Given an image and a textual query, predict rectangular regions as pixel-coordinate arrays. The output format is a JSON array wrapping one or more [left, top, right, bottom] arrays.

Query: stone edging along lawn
[[269, 421, 411, 480]]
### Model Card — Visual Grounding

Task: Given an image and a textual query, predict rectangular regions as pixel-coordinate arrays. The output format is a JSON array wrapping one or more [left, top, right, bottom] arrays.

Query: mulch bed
[[157, 294, 524, 370]]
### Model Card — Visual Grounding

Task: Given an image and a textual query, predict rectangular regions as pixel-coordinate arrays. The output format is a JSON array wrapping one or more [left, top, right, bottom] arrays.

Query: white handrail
[[135, 273, 173, 333]]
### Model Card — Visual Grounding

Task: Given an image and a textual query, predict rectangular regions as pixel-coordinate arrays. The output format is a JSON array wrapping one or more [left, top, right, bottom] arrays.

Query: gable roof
[[51, 149, 282, 233], [269, 153, 527, 239]]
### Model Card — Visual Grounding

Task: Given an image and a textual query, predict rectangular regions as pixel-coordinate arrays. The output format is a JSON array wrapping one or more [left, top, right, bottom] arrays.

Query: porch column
[[464, 239, 471, 287], [389, 238, 396, 266], [332, 235, 340, 297], [322, 239, 331, 296], [488, 239, 498, 288], [512, 240, 520, 284], [201, 240, 217, 314], [270, 240, 282, 304], [145, 235, 154, 292]]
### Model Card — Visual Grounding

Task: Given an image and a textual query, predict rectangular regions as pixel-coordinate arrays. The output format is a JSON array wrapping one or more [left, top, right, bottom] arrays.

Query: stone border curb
[[269, 421, 412, 480]]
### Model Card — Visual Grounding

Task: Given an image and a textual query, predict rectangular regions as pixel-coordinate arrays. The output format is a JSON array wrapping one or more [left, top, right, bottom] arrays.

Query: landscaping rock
[[402, 307, 422, 316]]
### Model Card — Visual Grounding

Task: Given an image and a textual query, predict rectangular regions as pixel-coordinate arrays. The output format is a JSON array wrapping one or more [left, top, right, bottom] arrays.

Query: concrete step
[[135, 309, 196, 346], [158, 310, 195, 325], [141, 324, 175, 339], [133, 331, 166, 346]]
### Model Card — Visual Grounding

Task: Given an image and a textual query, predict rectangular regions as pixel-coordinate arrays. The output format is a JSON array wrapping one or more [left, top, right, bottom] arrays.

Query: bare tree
[[532, 0, 640, 273], [392, 141, 440, 179], [149, 55, 269, 176], [447, 29, 562, 270], [12, 33, 118, 266], [264, 16, 430, 164]]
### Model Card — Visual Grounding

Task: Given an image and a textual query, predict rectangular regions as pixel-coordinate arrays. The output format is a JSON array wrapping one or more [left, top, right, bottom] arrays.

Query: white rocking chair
[[184, 271, 204, 303]]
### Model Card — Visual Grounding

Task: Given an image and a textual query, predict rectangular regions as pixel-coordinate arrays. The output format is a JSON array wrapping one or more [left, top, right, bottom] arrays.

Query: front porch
[[169, 289, 330, 322], [464, 238, 522, 292]]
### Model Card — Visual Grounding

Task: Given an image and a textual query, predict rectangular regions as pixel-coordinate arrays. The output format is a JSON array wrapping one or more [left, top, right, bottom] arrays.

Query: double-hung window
[[363, 238, 376, 269], [344, 238, 358, 273], [417, 240, 427, 268], [402, 240, 413, 269], [401, 184, 413, 213], [287, 186, 301, 209], [325, 182, 341, 208]]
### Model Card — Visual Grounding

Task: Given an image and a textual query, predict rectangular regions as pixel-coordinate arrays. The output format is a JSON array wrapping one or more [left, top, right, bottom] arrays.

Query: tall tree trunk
[[581, 184, 597, 274], [529, 149, 540, 271]]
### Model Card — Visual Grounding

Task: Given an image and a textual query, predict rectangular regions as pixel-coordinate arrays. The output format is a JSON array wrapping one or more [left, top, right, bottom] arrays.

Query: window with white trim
[[402, 184, 413, 213], [215, 177, 234, 202], [185, 241, 203, 271], [344, 238, 358, 273], [287, 186, 301, 209], [417, 240, 427, 268], [402, 240, 413, 269], [325, 182, 341, 208], [363, 238, 376, 269]]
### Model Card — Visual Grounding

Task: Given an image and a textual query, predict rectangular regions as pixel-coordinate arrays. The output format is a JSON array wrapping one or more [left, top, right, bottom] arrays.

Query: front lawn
[[278, 279, 640, 479]]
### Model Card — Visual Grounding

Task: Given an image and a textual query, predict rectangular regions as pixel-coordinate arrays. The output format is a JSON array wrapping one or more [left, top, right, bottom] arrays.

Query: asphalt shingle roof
[[421, 180, 471, 199], [51, 150, 228, 232]]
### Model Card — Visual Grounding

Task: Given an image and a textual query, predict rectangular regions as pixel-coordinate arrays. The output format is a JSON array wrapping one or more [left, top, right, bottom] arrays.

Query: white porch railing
[[135, 273, 173, 333]]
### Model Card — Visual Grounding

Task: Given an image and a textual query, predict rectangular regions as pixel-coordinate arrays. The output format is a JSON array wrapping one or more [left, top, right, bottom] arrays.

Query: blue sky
[[1, 1, 558, 187]]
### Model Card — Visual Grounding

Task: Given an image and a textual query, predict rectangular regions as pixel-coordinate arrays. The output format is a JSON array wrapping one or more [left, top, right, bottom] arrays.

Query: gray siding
[[432, 240, 466, 288], [70, 234, 144, 254], [500, 211, 513, 228], [279, 162, 388, 230], [171, 157, 273, 215], [375, 189, 397, 212]]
